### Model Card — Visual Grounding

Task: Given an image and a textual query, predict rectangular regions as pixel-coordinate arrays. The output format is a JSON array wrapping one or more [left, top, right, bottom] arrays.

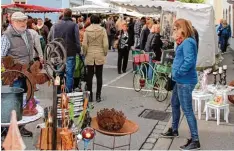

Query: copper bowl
[[97, 108, 126, 132]]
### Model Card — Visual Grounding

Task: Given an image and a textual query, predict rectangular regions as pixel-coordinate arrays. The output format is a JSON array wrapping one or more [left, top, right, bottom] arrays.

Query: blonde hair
[[174, 18, 194, 39], [222, 19, 228, 27]]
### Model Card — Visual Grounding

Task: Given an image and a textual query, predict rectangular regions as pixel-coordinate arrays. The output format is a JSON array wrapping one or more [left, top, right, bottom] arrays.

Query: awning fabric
[[1, 4, 63, 13]]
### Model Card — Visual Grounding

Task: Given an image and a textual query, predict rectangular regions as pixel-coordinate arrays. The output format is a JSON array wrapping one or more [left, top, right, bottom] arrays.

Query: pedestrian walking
[[161, 19, 200, 150], [134, 17, 146, 49], [37, 18, 49, 44], [82, 15, 108, 102], [106, 17, 116, 51], [218, 20, 232, 53], [140, 19, 153, 51], [127, 18, 135, 48], [145, 24, 163, 61], [48, 8, 81, 92], [117, 22, 131, 74], [44, 18, 53, 31], [27, 19, 43, 63], [1, 12, 36, 137]]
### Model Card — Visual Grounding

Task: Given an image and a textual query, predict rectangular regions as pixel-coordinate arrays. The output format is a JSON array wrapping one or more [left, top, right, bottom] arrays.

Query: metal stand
[[44, 39, 67, 150], [92, 130, 132, 150]]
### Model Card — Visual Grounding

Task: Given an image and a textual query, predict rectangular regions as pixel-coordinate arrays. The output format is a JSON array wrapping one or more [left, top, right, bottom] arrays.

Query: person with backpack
[[106, 17, 116, 51], [219, 20, 232, 53]]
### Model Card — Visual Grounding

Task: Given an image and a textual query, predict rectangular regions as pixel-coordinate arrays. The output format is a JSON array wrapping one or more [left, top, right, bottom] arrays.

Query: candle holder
[[213, 73, 217, 85], [223, 68, 227, 85], [219, 72, 223, 85]]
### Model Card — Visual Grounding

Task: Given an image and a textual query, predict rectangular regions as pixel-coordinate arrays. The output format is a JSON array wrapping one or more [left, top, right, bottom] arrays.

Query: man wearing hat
[[1, 12, 34, 137]]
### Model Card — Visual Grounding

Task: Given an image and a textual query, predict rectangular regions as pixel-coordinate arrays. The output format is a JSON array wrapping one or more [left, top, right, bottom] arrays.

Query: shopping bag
[[74, 56, 81, 78]]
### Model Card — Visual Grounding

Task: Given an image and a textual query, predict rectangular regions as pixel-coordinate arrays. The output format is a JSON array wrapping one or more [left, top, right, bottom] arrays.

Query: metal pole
[[52, 85, 57, 150]]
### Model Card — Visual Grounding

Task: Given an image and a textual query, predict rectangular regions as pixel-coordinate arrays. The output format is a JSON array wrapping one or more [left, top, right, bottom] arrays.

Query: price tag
[[54, 76, 60, 86]]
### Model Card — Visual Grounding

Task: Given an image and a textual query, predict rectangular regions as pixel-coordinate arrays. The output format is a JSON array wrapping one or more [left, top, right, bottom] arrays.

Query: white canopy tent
[[110, 0, 218, 68], [71, 4, 118, 14]]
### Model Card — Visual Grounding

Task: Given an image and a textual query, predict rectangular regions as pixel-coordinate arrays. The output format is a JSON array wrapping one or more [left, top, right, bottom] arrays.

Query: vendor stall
[[110, 0, 218, 69], [71, 4, 118, 14], [1, 3, 63, 24]]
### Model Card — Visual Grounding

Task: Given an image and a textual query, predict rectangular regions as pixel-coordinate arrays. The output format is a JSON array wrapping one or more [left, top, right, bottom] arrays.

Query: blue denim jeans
[[171, 83, 199, 141], [12, 78, 27, 92], [65, 56, 76, 93]]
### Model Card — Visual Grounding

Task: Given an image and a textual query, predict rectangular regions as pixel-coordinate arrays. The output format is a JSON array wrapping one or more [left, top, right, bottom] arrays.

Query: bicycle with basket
[[132, 49, 175, 102]]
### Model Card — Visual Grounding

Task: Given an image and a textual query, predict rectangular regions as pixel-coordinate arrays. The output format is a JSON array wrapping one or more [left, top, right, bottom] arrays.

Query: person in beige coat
[[83, 15, 108, 102]]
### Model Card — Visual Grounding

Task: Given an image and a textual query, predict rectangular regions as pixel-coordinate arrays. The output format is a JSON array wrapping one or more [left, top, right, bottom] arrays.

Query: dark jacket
[[128, 21, 135, 47], [140, 27, 150, 50], [44, 20, 53, 31], [52, 17, 81, 56], [172, 37, 198, 84], [145, 33, 163, 61]]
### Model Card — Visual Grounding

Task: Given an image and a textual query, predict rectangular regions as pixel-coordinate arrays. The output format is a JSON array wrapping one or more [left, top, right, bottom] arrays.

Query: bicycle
[[133, 52, 170, 102]]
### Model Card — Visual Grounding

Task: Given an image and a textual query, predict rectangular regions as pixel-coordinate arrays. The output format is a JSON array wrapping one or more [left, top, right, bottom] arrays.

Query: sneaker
[[180, 138, 192, 149], [180, 140, 201, 150], [161, 128, 179, 138], [20, 127, 33, 137]]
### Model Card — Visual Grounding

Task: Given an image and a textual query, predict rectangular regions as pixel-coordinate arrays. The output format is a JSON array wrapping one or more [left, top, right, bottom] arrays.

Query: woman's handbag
[[165, 76, 175, 91]]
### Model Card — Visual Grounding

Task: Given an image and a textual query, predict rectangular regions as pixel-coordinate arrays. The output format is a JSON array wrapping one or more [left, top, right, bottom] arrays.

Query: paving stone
[[141, 143, 154, 150], [146, 137, 157, 144], [158, 121, 168, 126], [153, 129, 163, 134], [149, 133, 159, 139], [155, 124, 166, 130], [153, 138, 172, 150]]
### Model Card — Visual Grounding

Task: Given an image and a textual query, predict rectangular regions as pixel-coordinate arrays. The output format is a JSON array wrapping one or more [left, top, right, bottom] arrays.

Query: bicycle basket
[[156, 64, 171, 74]]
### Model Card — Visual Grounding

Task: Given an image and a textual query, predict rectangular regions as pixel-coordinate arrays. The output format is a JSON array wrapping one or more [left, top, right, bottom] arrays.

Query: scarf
[[37, 24, 44, 30]]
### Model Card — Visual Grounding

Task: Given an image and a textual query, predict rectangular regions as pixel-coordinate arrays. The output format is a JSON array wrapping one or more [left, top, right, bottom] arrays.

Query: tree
[[179, 0, 205, 3]]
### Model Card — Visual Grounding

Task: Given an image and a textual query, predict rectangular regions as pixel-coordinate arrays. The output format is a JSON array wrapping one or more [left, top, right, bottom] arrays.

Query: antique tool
[[1, 70, 33, 122], [44, 38, 67, 150]]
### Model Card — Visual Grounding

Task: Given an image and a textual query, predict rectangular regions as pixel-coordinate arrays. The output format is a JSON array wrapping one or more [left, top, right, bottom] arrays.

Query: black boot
[[180, 139, 201, 150], [161, 128, 179, 138], [96, 93, 103, 102], [89, 92, 93, 102]]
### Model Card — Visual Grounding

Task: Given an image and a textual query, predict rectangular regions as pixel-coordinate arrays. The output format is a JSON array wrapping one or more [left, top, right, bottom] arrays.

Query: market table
[[207, 85, 234, 104], [91, 117, 139, 150]]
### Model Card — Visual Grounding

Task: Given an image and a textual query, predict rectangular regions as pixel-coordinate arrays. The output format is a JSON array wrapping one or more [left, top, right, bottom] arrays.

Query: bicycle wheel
[[154, 76, 169, 102], [133, 70, 144, 92]]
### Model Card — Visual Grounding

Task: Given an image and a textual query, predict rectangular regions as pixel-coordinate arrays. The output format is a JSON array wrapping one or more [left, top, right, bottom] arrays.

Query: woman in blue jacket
[[218, 20, 232, 53], [161, 19, 200, 150]]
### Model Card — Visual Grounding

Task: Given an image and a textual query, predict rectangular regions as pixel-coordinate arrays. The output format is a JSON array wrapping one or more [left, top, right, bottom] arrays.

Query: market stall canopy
[[71, 4, 118, 13], [110, 0, 218, 68], [110, 0, 213, 14], [1, 4, 63, 13]]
